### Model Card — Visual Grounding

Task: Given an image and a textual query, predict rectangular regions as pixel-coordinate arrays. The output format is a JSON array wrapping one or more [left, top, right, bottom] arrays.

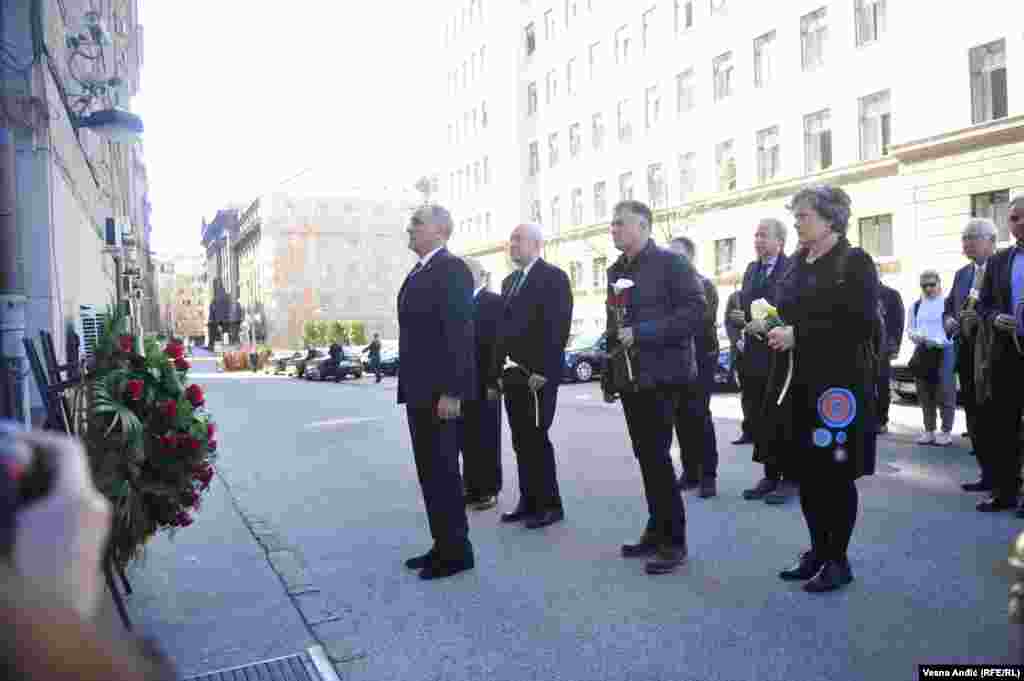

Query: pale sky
[[134, 2, 443, 258]]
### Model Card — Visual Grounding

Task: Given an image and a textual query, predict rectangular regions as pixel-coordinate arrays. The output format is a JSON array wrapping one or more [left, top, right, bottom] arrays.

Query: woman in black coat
[[763, 185, 880, 593]]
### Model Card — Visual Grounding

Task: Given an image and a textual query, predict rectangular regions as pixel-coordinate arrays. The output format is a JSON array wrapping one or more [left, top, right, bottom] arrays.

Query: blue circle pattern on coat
[[817, 388, 857, 429], [835, 431, 848, 445], [813, 428, 833, 448]]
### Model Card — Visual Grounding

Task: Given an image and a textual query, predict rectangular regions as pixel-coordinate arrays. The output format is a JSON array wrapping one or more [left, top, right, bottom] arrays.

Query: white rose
[[750, 298, 779, 322], [612, 278, 635, 294]]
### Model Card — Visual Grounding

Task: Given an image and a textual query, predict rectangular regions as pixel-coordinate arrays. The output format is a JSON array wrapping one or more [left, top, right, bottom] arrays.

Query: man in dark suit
[[944, 218, 997, 491], [877, 281, 905, 434], [397, 205, 477, 580], [459, 257, 504, 511], [669, 236, 720, 499], [724, 289, 743, 390], [497, 223, 573, 530], [603, 201, 706, 575], [727, 218, 793, 504], [977, 195, 1024, 515]]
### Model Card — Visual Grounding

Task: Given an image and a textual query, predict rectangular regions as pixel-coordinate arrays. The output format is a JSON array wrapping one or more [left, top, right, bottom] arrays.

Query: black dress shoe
[[419, 554, 475, 580], [961, 479, 992, 493], [836, 557, 854, 585], [779, 551, 823, 581], [622, 531, 659, 557], [500, 505, 533, 523], [525, 508, 565, 529], [404, 548, 437, 570], [677, 477, 700, 491], [977, 497, 1016, 512], [645, 544, 687, 574], [732, 435, 754, 445], [742, 478, 778, 500], [803, 561, 847, 593], [699, 478, 717, 498]]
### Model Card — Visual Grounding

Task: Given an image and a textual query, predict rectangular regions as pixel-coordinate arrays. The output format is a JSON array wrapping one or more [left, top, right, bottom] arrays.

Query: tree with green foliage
[[349, 321, 368, 345], [303, 319, 329, 347], [328, 320, 350, 345]]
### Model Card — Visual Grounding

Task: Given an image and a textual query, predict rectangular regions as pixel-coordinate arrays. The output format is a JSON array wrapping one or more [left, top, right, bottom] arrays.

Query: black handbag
[[907, 345, 942, 383]]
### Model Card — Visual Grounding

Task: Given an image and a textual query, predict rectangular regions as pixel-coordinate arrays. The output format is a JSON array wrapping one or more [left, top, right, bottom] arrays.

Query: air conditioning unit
[[78, 305, 108, 366]]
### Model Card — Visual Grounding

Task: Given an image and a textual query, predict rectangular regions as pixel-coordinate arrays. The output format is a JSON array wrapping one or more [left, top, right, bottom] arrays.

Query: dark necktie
[[755, 262, 767, 288], [399, 262, 423, 308], [506, 270, 525, 300]]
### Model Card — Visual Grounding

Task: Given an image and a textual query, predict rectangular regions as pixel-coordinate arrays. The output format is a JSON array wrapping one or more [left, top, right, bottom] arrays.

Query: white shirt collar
[[418, 246, 444, 268], [519, 257, 539, 277], [760, 254, 779, 268], [473, 284, 485, 298]]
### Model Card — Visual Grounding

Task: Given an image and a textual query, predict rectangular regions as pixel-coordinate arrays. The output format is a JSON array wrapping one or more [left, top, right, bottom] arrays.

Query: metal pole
[[0, 126, 28, 425]]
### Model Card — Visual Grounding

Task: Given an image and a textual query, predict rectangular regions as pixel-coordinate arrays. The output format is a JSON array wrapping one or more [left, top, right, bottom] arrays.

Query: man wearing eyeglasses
[[908, 270, 955, 446], [943, 219, 997, 494], [977, 195, 1024, 515]]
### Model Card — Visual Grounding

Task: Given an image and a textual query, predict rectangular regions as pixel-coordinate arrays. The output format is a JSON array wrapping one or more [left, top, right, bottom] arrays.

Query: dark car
[[563, 333, 609, 382], [360, 344, 400, 377], [271, 350, 303, 375], [291, 348, 327, 378], [305, 352, 363, 381]]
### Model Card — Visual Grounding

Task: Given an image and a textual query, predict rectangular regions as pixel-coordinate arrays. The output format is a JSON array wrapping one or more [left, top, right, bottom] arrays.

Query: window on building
[[470, 51, 477, 81], [592, 112, 605, 150], [859, 90, 891, 160], [525, 23, 536, 55], [530, 200, 542, 222], [970, 40, 1008, 124], [549, 132, 560, 167], [529, 141, 540, 176], [804, 109, 832, 173], [448, 123, 454, 144], [567, 58, 576, 96], [713, 52, 734, 101], [449, 171, 455, 197], [617, 99, 632, 143], [546, 68, 559, 103], [615, 25, 631, 65], [593, 256, 608, 289], [676, 68, 696, 113], [594, 181, 607, 220], [485, 212, 492, 235], [644, 85, 661, 130], [462, 60, 468, 88], [483, 155, 490, 184], [528, 81, 538, 115], [481, 101, 488, 127], [754, 31, 775, 88], [857, 214, 893, 257], [674, 0, 694, 33], [457, 169, 464, 196], [855, 0, 886, 46], [571, 188, 584, 225], [801, 8, 827, 72], [715, 237, 736, 274], [642, 7, 656, 51], [472, 108, 479, 134], [647, 163, 666, 208], [756, 126, 780, 184], [589, 41, 601, 80], [566, 0, 578, 27], [716, 139, 736, 191], [710, 0, 726, 15], [619, 171, 634, 201], [545, 9, 556, 40], [474, 161, 481, 189], [569, 122, 581, 157], [569, 261, 583, 289], [972, 189, 1011, 242], [679, 152, 697, 202], [480, 45, 486, 73]]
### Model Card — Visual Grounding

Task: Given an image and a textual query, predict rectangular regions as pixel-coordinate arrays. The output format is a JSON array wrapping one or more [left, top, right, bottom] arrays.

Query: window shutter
[[820, 130, 833, 169], [992, 67, 1008, 119]]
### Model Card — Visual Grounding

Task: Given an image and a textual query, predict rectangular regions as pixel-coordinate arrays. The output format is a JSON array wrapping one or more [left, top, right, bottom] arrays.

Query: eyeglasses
[[409, 217, 424, 226], [920, 282, 938, 289], [1010, 215, 1022, 223]]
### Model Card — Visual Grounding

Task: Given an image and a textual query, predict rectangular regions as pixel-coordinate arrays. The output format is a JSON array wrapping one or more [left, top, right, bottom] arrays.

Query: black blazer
[[978, 245, 1022, 365], [696, 274, 720, 357], [733, 254, 790, 376], [604, 239, 706, 387], [724, 290, 743, 350], [498, 258, 573, 384], [397, 248, 477, 407], [473, 289, 504, 396], [879, 284, 905, 356]]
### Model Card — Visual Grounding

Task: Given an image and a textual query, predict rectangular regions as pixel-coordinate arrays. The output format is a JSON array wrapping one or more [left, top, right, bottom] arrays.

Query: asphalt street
[[126, 362, 1023, 680]]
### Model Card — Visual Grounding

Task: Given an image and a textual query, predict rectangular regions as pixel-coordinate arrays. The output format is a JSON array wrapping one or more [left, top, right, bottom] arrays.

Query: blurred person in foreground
[[764, 185, 879, 593], [1, 428, 177, 680]]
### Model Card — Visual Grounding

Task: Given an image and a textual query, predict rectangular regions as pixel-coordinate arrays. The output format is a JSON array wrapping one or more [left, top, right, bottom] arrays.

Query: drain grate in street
[[184, 646, 339, 681]]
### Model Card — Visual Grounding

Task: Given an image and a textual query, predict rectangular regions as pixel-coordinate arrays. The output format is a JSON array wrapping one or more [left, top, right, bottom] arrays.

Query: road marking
[[304, 417, 382, 430]]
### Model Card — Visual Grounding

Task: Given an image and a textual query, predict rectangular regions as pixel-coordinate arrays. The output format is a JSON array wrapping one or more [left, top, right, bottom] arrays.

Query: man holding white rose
[[602, 201, 707, 575]]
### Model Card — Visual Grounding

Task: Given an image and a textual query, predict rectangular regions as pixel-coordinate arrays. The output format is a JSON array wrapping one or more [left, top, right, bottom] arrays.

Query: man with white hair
[[944, 218, 998, 492], [496, 222, 573, 529], [397, 204, 477, 579], [977, 195, 1024, 515]]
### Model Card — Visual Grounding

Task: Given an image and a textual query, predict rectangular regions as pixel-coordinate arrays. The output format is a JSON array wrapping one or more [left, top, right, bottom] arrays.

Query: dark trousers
[[674, 351, 719, 481], [504, 383, 562, 512], [798, 472, 859, 562], [622, 387, 687, 546], [876, 355, 892, 426], [740, 373, 768, 441], [459, 397, 502, 499], [989, 350, 1024, 502], [370, 357, 382, 381], [406, 405, 472, 559], [957, 339, 991, 482]]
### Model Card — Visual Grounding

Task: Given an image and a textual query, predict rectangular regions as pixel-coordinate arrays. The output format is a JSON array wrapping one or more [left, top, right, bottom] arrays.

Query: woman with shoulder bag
[[907, 270, 956, 446]]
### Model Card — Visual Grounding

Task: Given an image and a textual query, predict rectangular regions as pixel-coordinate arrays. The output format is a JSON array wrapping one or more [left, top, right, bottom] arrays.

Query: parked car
[[563, 333, 609, 382], [291, 347, 327, 378], [359, 342, 400, 377], [271, 350, 303, 375], [305, 352, 363, 381]]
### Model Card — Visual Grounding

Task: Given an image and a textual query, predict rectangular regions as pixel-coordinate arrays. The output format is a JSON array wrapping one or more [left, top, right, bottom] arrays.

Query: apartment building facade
[[435, 0, 1024, 337]]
